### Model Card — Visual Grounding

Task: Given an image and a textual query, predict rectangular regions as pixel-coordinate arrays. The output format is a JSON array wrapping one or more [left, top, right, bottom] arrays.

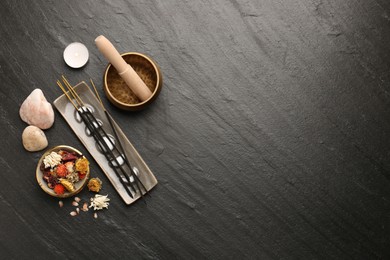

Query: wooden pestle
[[95, 35, 152, 101]]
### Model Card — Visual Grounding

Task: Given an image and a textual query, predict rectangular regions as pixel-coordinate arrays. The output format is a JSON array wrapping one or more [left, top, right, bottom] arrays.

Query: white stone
[[19, 88, 54, 129], [22, 125, 48, 152]]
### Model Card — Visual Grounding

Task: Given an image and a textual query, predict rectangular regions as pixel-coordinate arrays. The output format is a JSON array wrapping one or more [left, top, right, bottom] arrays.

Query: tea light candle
[[63, 42, 89, 68]]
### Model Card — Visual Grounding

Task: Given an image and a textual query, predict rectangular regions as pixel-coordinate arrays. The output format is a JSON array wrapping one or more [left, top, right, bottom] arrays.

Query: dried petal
[[60, 178, 75, 192], [94, 212, 98, 219], [72, 201, 79, 207], [74, 197, 81, 202], [82, 203, 89, 212], [61, 151, 79, 162], [76, 208, 80, 214], [70, 211, 77, 216], [58, 201, 63, 208]]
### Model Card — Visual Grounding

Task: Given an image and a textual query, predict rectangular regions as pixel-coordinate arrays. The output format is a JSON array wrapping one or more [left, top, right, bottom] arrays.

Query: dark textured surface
[[1, 0, 390, 259]]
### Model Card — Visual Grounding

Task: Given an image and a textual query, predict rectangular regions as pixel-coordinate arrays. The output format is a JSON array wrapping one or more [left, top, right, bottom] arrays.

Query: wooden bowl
[[36, 145, 90, 198], [103, 52, 162, 111]]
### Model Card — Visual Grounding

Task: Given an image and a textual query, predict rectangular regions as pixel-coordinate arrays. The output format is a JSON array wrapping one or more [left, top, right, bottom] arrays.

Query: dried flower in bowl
[[75, 157, 89, 174], [43, 151, 62, 168], [36, 145, 90, 198], [59, 179, 75, 193], [53, 184, 65, 195]]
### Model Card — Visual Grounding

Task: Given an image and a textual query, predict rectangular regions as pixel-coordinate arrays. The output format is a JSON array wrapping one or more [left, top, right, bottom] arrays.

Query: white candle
[[63, 42, 89, 68]]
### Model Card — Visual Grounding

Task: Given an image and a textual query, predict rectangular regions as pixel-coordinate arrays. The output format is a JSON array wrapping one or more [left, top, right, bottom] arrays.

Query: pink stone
[[19, 89, 54, 129]]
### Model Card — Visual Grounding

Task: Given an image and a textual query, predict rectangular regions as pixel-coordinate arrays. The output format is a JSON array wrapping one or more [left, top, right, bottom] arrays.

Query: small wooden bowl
[[36, 145, 90, 198], [103, 52, 162, 111]]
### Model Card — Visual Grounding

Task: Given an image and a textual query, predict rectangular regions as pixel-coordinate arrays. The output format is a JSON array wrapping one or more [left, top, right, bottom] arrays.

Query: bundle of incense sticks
[[56, 76, 147, 199]]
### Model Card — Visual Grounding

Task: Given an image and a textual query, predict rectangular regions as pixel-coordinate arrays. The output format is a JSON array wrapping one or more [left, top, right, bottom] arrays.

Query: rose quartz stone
[[19, 89, 54, 129]]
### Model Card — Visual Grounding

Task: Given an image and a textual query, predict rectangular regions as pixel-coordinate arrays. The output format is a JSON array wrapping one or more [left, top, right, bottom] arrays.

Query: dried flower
[[60, 179, 75, 192], [46, 175, 57, 189], [87, 178, 102, 193], [65, 161, 74, 174], [78, 172, 87, 180], [56, 164, 68, 178], [75, 157, 89, 174], [60, 150, 79, 162], [53, 184, 65, 195], [89, 194, 110, 211], [43, 151, 62, 168], [66, 171, 79, 184]]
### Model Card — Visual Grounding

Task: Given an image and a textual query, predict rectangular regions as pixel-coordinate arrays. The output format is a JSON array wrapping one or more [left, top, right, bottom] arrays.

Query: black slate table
[[1, 0, 389, 259]]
